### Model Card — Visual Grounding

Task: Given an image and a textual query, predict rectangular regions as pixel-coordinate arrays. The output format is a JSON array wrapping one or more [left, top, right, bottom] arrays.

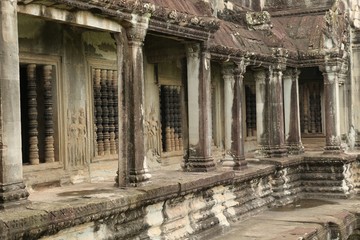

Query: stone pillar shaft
[[268, 67, 287, 157], [231, 62, 247, 169], [125, 21, 151, 186], [254, 68, 269, 156], [253, 68, 269, 157], [321, 64, 342, 153], [0, 0, 29, 209], [283, 68, 303, 154], [222, 64, 234, 164], [185, 43, 215, 171]]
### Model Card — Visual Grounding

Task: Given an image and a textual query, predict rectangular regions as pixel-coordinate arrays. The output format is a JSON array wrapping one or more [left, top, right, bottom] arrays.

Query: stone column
[[283, 68, 304, 154], [222, 63, 235, 167], [320, 63, 343, 154], [268, 50, 287, 157], [125, 19, 151, 186], [184, 43, 215, 171], [114, 31, 126, 187], [230, 61, 247, 169], [253, 68, 269, 156], [0, 0, 29, 209]]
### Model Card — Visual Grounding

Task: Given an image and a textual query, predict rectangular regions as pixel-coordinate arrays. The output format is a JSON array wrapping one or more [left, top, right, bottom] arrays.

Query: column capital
[[283, 68, 300, 81], [186, 43, 201, 58], [252, 67, 267, 83], [221, 62, 234, 80], [234, 58, 248, 75], [126, 16, 149, 43], [271, 48, 288, 71]]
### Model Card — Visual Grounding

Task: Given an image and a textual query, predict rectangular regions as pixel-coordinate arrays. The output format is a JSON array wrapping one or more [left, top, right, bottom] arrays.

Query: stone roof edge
[[209, 45, 327, 68], [18, 0, 220, 41]]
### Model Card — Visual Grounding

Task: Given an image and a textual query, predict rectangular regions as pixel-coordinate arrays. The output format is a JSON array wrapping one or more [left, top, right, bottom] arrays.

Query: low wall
[[0, 154, 359, 240]]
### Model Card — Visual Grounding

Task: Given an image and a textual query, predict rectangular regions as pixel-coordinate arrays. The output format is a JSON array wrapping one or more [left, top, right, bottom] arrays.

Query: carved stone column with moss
[[268, 48, 287, 157], [221, 63, 235, 168], [253, 67, 270, 157], [184, 43, 215, 171], [283, 68, 304, 154], [125, 18, 151, 186], [320, 60, 343, 154], [230, 60, 247, 169], [0, 0, 29, 209]]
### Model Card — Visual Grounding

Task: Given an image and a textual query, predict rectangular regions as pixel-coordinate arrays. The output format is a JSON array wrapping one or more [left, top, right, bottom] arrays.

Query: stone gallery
[[2, 0, 360, 239]]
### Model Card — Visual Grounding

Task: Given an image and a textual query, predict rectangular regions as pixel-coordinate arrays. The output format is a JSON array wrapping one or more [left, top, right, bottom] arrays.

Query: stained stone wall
[[18, 14, 118, 187]]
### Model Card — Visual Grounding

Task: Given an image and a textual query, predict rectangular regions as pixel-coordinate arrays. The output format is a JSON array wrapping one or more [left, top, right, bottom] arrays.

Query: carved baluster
[[113, 70, 119, 154], [303, 85, 309, 133], [27, 64, 39, 165], [43, 65, 55, 163], [95, 68, 104, 156], [101, 69, 110, 155], [108, 70, 116, 154], [166, 127, 171, 152]]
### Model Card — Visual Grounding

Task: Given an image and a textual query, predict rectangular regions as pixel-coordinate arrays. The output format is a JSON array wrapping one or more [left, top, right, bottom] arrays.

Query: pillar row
[[320, 62, 343, 154], [268, 62, 287, 157], [221, 61, 247, 170], [283, 68, 304, 154], [184, 43, 215, 171]]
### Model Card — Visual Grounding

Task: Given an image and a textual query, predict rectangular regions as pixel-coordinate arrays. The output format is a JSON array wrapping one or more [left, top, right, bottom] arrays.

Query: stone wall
[[1, 155, 359, 240]]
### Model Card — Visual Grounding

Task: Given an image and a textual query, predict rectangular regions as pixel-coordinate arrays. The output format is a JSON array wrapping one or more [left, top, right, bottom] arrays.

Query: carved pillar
[[125, 20, 151, 185], [221, 63, 234, 166], [0, 0, 29, 208], [231, 60, 247, 169], [27, 64, 39, 165], [320, 62, 343, 153], [43, 65, 55, 163], [253, 68, 270, 156], [268, 49, 287, 157], [184, 43, 215, 171], [283, 68, 304, 154]]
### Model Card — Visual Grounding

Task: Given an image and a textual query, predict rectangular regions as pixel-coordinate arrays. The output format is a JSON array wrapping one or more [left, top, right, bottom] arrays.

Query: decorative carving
[[27, 64, 39, 165], [68, 109, 87, 166], [245, 11, 271, 30], [43, 65, 55, 163], [146, 107, 161, 157]]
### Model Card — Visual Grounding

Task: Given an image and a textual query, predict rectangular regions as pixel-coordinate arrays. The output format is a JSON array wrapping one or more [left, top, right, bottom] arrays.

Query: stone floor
[[211, 198, 360, 240], [20, 150, 360, 240]]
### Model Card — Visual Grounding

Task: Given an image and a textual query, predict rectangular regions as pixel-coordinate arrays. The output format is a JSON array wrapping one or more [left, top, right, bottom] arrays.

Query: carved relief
[[145, 107, 161, 157], [68, 109, 87, 166]]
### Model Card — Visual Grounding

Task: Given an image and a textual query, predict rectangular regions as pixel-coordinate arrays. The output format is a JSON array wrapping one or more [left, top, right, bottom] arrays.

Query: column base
[[0, 182, 29, 210], [128, 169, 151, 187], [255, 145, 271, 158], [323, 145, 344, 155], [269, 146, 288, 158], [222, 155, 247, 170], [287, 143, 304, 155], [185, 156, 216, 172]]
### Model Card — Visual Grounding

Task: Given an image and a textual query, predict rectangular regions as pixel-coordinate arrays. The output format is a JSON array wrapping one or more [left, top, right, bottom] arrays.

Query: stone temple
[[2, 0, 360, 239]]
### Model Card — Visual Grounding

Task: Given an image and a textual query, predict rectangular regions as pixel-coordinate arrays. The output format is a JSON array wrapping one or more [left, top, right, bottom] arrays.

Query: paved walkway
[[211, 198, 360, 240]]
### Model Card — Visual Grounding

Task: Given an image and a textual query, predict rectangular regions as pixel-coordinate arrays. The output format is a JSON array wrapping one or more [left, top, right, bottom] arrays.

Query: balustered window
[[245, 84, 257, 138], [160, 85, 183, 153], [20, 63, 57, 165], [92, 68, 119, 157]]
